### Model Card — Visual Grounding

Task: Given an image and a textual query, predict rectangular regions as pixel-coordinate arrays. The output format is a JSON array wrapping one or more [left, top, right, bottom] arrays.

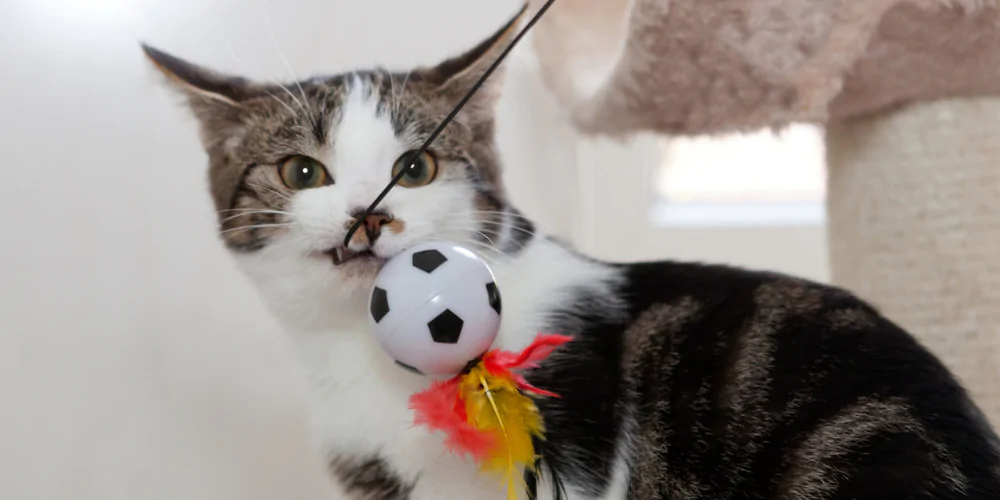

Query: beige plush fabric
[[528, 0, 1000, 134], [827, 98, 1000, 424], [527, 0, 1000, 423]]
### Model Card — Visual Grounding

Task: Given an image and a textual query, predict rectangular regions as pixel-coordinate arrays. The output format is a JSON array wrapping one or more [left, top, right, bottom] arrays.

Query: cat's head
[[146, 11, 534, 332]]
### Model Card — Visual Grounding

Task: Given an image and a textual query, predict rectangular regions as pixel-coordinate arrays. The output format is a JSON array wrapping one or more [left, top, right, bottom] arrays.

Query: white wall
[[0, 1, 826, 499], [573, 134, 829, 283]]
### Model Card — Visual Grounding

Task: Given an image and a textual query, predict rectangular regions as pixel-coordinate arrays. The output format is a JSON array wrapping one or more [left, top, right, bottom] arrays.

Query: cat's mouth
[[326, 246, 384, 267]]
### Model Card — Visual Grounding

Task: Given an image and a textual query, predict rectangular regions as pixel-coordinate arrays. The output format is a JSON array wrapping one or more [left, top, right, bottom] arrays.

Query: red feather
[[409, 378, 495, 461], [482, 334, 572, 397], [483, 334, 573, 371]]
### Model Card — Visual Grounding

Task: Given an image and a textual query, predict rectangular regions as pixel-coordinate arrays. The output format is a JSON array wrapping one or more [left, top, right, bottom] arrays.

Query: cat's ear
[[142, 44, 256, 149], [424, 6, 527, 120]]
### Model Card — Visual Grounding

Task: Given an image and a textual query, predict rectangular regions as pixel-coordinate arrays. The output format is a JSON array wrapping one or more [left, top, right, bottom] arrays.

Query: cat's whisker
[[218, 207, 292, 214], [422, 234, 497, 259], [467, 218, 540, 236], [270, 93, 300, 116], [433, 222, 549, 255], [386, 70, 400, 116], [468, 210, 536, 222], [220, 223, 292, 235], [263, 90, 300, 116], [436, 220, 541, 242], [257, 0, 317, 127], [467, 226, 531, 252], [224, 41, 306, 114], [224, 44, 303, 115], [450, 115, 472, 134], [218, 210, 291, 225], [425, 237, 504, 267], [466, 220, 543, 242], [474, 229, 501, 252], [247, 182, 291, 201], [396, 70, 412, 115], [439, 230, 505, 256], [434, 224, 505, 251], [466, 212, 542, 233], [457, 247, 501, 268], [272, 84, 306, 114], [476, 228, 529, 251]]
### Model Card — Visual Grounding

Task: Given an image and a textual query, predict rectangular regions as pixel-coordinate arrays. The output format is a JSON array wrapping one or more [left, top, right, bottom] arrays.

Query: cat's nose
[[350, 209, 393, 245]]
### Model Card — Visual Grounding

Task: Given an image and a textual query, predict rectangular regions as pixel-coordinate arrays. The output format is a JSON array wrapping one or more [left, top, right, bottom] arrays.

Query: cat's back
[[623, 261, 1000, 499], [535, 260, 1000, 499]]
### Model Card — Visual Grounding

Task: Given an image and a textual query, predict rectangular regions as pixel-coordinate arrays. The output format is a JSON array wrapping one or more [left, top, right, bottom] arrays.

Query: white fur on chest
[[289, 240, 624, 500], [296, 324, 494, 499]]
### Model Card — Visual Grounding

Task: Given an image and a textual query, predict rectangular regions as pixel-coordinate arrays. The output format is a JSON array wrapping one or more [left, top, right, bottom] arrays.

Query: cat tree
[[527, 0, 1000, 424]]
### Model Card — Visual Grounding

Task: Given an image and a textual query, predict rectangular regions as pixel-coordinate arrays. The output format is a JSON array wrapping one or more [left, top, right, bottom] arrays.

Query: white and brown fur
[[144, 9, 1000, 500]]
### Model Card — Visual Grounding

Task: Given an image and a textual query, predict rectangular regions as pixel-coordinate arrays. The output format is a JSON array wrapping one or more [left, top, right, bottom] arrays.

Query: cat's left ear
[[141, 44, 260, 150], [424, 5, 528, 120]]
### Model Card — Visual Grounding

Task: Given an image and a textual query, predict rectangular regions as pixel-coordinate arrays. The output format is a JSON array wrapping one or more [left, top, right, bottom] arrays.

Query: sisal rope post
[[827, 97, 1000, 425]]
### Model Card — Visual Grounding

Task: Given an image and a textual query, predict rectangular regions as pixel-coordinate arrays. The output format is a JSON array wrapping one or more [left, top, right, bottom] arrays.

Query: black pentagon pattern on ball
[[370, 287, 390, 323], [486, 282, 501, 314], [428, 309, 464, 344], [395, 360, 424, 375], [412, 249, 448, 273]]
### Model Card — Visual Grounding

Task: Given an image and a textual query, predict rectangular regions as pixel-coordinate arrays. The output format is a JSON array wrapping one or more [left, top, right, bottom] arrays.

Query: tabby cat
[[144, 9, 1000, 500]]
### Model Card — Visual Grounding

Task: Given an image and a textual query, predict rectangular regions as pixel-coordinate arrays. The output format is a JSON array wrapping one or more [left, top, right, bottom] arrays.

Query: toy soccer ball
[[368, 241, 502, 376]]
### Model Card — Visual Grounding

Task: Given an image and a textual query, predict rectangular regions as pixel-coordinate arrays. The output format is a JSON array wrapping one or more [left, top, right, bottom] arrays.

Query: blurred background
[[0, 0, 885, 498]]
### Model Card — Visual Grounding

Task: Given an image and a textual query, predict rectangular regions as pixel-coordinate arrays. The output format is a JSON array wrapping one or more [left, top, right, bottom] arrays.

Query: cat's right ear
[[141, 44, 253, 149]]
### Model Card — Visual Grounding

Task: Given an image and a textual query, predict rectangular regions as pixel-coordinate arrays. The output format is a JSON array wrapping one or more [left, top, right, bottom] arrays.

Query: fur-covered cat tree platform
[[527, 0, 1000, 424]]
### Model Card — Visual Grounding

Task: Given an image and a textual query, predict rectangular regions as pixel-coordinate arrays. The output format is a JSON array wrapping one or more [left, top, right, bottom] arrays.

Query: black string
[[343, 0, 557, 247]]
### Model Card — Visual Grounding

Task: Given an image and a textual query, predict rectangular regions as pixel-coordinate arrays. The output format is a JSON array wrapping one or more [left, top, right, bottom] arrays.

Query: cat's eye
[[278, 155, 329, 190], [391, 150, 438, 188]]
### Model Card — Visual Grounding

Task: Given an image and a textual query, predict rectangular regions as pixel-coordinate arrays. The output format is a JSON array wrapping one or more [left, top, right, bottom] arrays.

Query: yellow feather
[[459, 364, 546, 500]]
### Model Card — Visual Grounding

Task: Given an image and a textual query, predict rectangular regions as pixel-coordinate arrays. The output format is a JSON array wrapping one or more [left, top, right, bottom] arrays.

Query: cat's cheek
[[374, 236, 411, 259], [290, 187, 355, 245], [373, 218, 433, 256]]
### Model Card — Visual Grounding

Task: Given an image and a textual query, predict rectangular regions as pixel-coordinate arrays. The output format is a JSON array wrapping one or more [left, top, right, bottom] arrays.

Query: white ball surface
[[368, 242, 502, 376]]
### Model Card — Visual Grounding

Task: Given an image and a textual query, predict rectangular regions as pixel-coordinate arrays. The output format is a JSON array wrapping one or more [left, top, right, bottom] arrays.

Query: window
[[651, 123, 827, 226]]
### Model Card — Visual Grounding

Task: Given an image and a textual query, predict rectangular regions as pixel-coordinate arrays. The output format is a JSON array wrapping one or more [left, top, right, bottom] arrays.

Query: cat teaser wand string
[[344, 0, 556, 248]]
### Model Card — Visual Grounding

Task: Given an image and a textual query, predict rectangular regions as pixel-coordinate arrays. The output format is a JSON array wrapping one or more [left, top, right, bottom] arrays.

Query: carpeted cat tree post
[[528, 0, 1000, 424]]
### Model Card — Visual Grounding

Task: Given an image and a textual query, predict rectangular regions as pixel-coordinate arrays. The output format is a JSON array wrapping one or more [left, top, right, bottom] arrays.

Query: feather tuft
[[409, 333, 573, 500], [409, 378, 496, 460]]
